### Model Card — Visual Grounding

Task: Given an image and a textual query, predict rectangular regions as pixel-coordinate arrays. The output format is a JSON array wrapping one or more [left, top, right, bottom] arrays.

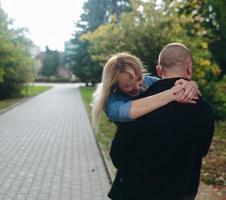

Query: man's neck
[[161, 73, 190, 80]]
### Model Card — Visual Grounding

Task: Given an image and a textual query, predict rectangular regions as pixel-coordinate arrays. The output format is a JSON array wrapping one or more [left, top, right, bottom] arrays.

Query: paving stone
[[0, 84, 110, 200]]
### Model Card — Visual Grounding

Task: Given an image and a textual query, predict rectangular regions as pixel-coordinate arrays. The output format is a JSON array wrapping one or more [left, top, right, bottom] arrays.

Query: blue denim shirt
[[105, 76, 160, 122]]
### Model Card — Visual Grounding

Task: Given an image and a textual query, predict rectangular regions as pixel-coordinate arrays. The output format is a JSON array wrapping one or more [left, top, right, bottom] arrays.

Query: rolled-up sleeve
[[143, 76, 160, 88], [105, 95, 133, 122]]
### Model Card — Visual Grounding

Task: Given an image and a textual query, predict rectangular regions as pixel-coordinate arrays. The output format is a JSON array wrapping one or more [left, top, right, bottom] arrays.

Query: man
[[108, 43, 214, 200]]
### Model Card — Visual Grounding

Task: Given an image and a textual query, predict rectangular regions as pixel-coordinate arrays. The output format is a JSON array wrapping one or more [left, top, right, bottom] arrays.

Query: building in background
[[29, 44, 42, 75], [63, 39, 78, 81]]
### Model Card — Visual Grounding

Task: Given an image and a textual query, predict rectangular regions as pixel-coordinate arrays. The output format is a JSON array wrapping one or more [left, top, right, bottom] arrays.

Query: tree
[[69, 0, 131, 85], [0, 4, 11, 83], [82, 0, 170, 74], [106, 0, 131, 21], [80, 0, 107, 32], [164, 0, 226, 74], [40, 47, 61, 77], [70, 0, 107, 85], [0, 4, 35, 99], [82, 0, 225, 118], [161, 0, 225, 118]]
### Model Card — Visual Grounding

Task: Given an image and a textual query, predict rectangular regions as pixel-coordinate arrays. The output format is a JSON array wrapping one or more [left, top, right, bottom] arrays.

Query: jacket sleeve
[[200, 99, 215, 157], [105, 95, 133, 122]]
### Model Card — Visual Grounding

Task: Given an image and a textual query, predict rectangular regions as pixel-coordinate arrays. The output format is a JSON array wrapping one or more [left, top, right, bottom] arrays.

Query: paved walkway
[[0, 84, 110, 200]]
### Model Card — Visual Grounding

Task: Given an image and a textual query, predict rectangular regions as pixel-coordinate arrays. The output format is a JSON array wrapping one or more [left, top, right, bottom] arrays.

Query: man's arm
[[200, 99, 215, 157]]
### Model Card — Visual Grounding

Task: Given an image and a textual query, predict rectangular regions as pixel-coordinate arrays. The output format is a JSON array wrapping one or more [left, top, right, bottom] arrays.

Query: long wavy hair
[[91, 52, 143, 132]]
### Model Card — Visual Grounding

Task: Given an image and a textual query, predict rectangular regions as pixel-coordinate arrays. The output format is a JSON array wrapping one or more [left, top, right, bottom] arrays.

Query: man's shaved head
[[158, 43, 192, 70]]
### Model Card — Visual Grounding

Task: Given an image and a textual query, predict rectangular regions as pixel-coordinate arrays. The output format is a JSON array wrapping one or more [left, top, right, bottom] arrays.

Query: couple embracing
[[92, 43, 214, 200]]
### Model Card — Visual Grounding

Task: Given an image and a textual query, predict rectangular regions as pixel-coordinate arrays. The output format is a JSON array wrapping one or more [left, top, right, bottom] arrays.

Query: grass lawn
[[79, 86, 226, 188], [0, 85, 52, 111], [79, 86, 116, 153], [21, 84, 53, 97]]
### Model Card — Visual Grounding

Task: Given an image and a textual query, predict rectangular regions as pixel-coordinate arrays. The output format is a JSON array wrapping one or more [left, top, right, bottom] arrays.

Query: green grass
[[0, 98, 24, 110], [79, 86, 116, 152], [0, 85, 52, 110], [215, 120, 226, 139], [79, 87, 94, 118], [79, 86, 226, 186], [22, 85, 52, 97]]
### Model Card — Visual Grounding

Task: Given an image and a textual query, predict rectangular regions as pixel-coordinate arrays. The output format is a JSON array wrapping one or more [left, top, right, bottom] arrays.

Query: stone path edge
[[78, 90, 114, 185]]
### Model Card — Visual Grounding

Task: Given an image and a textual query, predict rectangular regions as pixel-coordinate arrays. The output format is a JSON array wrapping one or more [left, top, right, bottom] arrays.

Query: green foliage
[[166, 0, 226, 74], [209, 76, 226, 119], [79, 86, 116, 151], [106, 0, 131, 21], [40, 47, 62, 77], [70, 38, 102, 86], [69, 0, 107, 86], [0, 5, 35, 99], [83, 1, 170, 74], [83, 0, 226, 118], [0, 67, 4, 83], [0, 5, 11, 84], [69, 0, 131, 85], [215, 120, 226, 139], [67, 0, 226, 118], [164, 0, 226, 118], [80, 0, 107, 32]]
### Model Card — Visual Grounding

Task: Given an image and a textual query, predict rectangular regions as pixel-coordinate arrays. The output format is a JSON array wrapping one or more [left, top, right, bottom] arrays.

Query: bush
[[204, 76, 226, 119], [35, 76, 79, 83]]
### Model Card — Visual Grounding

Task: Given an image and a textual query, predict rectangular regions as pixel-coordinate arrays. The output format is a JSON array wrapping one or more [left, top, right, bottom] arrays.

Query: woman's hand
[[174, 79, 201, 104]]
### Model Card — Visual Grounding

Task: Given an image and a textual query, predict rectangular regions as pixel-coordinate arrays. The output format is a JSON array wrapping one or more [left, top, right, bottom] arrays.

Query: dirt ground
[[196, 182, 226, 200]]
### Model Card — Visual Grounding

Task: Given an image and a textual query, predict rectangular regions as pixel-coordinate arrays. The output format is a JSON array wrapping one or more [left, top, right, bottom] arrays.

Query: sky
[[0, 0, 86, 51]]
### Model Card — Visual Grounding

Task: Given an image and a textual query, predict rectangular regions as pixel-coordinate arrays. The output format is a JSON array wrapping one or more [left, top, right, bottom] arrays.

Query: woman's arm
[[106, 85, 181, 122], [105, 95, 133, 122], [130, 80, 199, 119], [105, 76, 161, 122], [106, 79, 200, 122], [130, 88, 176, 119]]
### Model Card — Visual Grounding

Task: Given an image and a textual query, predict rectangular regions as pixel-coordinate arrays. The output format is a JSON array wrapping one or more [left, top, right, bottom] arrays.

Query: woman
[[92, 52, 199, 131]]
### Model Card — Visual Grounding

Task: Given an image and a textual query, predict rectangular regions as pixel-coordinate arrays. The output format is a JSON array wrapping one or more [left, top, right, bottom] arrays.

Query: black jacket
[[108, 78, 214, 200]]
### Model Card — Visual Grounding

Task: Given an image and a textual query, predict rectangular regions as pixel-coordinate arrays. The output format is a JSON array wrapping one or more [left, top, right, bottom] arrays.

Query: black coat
[[108, 78, 214, 200]]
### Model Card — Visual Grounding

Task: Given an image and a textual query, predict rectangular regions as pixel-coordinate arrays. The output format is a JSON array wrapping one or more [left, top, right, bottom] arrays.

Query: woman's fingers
[[178, 88, 200, 104], [182, 91, 200, 103], [180, 80, 200, 103], [175, 79, 186, 86], [174, 93, 183, 103], [192, 95, 199, 100], [187, 100, 197, 104], [175, 79, 201, 96], [173, 79, 201, 104], [197, 89, 202, 96], [171, 85, 184, 95]]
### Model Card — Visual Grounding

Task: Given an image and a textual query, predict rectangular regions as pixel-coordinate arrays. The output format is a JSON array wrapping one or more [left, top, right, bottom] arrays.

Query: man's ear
[[186, 62, 192, 79], [156, 65, 162, 77]]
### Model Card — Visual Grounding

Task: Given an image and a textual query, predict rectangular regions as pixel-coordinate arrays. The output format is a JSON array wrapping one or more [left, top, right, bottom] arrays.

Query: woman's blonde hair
[[91, 52, 143, 132]]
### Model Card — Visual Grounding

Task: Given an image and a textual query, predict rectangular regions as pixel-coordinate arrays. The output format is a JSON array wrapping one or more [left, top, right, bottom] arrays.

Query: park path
[[0, 83, 110, 200]]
